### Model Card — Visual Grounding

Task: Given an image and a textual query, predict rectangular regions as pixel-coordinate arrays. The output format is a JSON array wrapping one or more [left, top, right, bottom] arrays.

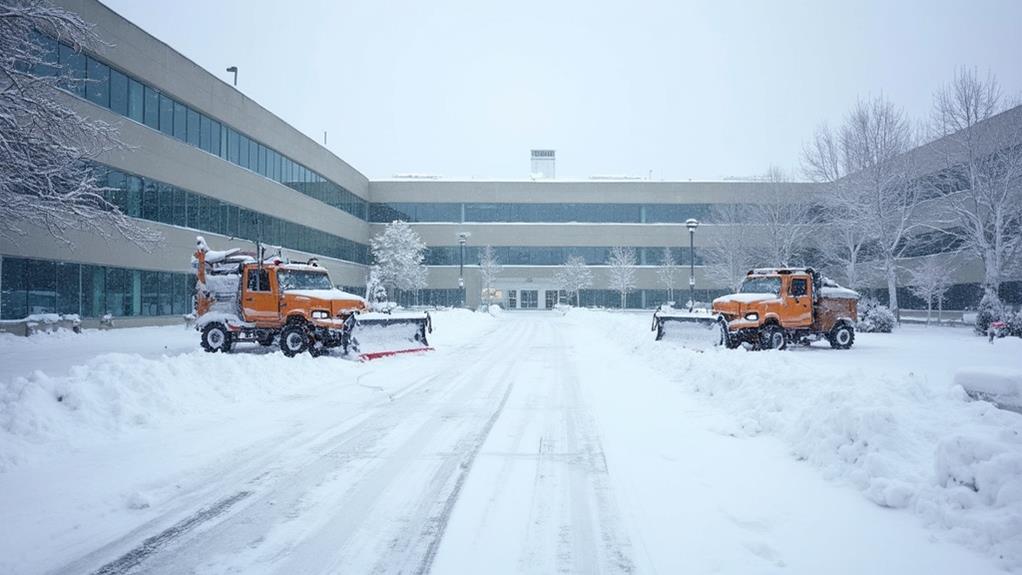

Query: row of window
[[96, 165, 369, 264], [0, 257, 194, 320], [33, 33, 368, 220], [423, 246, 704, 266], [369, 202, 716, 224]]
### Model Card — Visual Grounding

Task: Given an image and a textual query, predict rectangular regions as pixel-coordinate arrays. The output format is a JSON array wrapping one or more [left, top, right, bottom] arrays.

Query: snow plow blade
[[651, 309, 726, 351], [348, 312, 433, 360]]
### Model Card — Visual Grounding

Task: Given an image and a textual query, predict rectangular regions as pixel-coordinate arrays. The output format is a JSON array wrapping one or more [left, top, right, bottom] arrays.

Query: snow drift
[[563, 309, 1022, 570]]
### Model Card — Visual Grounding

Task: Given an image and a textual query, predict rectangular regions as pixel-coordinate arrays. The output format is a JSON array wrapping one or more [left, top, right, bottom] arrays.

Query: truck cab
[[238, 262, 365, 328]]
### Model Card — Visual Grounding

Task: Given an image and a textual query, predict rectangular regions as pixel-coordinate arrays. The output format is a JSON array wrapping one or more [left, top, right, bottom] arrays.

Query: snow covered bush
[[974, 289, 1005, 336], [1005, 310, 1022, 338], [857, 298, 896, 333]]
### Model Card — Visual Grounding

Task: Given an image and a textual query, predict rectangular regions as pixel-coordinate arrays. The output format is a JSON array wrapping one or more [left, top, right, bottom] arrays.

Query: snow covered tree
[[750, 166, 820, 267], [928, 68, 1022, 296], [703, 203, 754, 292], [554, 255, 592, 306], [369, 220, 428, 303], [655, 247, 679, 302], [803, 126, 871, 289], [477, 245, 502, 305], [974, 288, 1006, 336], [364, 267, 387, 305], [907, 256, 953, 325], [606, 246, 637, 309], [807, 96, 925, 317], [0, 0, 160, 248]]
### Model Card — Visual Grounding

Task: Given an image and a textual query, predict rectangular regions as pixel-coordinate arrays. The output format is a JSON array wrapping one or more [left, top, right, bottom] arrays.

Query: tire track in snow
[[57, 323, 512, 575]]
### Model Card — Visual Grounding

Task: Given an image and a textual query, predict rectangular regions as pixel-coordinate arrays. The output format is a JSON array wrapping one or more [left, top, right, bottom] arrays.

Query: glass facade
[[423, 246, 703, 266], [1, 256, 193, 320], [35, 34, 368, 221], [370, 202, 714, 224], [94, 165, 369, 264]]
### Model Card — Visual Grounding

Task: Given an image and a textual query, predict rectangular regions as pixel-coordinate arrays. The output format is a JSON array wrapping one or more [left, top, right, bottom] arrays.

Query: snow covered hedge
[[857, 298, 896, 333]]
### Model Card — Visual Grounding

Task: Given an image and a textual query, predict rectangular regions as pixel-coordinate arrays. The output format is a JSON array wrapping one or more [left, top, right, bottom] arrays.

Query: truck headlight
[[311, 310, 329, 319], [744, 312, 759, 321]]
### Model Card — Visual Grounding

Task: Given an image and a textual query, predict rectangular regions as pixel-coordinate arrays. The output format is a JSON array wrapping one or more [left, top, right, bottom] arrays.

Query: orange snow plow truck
[[653, 267, 859, 350], [192, 237, 432, 359]]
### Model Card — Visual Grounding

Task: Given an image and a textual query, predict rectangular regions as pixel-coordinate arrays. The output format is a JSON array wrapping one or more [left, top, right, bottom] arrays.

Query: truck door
[[243, 268, 278, 324], [787, 277, 812, 327]]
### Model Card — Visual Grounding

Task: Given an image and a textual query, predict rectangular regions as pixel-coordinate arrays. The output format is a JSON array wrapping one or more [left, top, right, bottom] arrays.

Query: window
[[186, 108, 200, 147], [141, 179, 159, 221], [173, 101, 187, 141], [247, 269, 270, 292], [58, 44, 86, 96], [211, 120, 222, 157], [227, 129, 239, 164], [144, 86, 160, 129], [740, 277, 782, 296], [125, 175, 142, 217], [239, 134, 250, 169], [85, 57, 109, 107], [199, 114, 211, 152], [159, 93, 174, 136], [790, 278, 808, 297], [127, 78, 144, 122], [109, 68, 128, 115]]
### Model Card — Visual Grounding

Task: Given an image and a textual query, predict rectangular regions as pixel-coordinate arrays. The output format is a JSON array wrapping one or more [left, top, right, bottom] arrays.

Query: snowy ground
[[1, 310, 1020, 574]]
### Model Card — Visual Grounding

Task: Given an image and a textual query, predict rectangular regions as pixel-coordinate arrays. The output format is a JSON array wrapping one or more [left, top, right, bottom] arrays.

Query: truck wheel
[[201, 322, 232, 353], [759, 324, 787, 350], [280, 325, 309, 357], [308, 339, 328, 357], [829, 324, 855, 349]]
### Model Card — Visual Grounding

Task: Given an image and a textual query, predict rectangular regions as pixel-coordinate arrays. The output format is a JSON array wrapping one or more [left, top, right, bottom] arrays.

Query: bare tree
[[907, 256, 954, 325], [703, 203, 754, 292], [929, 68, 1022, 295], [554, 255, 593, 306], [477, 245, 502, 305], [655, 247, 679, 302], [606, 246, 637, 309], [0, 0, 160, 248], [803, 127, 871, 289], [751, 166, 821, 267], [824, 96, 923, 316]]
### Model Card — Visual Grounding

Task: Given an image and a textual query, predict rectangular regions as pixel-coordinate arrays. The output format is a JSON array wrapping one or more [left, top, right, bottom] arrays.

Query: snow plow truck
[[192, 237, 432, 359], [653, 267, 859, 350]]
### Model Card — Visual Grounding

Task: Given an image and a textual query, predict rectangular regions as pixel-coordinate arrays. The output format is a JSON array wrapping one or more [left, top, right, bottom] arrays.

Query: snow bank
[[0, 310, 495, 472], [562, 309, 1022, 570], [955, 369, 1022, 412]]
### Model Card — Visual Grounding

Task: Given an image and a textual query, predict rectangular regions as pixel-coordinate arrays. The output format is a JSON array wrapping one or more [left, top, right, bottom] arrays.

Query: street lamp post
[[458, 232, 470, 308], [686, 218, 699, 311], [226, 66, 238, 86]]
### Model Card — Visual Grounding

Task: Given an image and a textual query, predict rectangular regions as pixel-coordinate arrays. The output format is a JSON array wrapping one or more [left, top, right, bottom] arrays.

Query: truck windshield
[[739, 277, 782, 295], [277, 270, 333, 291]]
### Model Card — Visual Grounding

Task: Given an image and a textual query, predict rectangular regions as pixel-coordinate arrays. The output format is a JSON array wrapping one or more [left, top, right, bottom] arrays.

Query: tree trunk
[[984, 246, 1000, 296], [620, 292, 626, 309], [885, 261, 899, 321], [926, 300, 932, 326]]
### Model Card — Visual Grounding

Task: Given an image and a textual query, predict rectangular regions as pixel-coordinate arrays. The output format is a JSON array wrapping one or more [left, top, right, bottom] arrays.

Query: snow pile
[[487, 304, 503, 316], [955, 369, 1022, 411], [0, 310, 496, 472], [0, 351, 357, 471], [561, 309, 1022, 569]]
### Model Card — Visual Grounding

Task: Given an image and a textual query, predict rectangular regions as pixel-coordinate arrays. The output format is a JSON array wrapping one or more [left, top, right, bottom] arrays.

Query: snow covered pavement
[[1, 310, 1019, 574]]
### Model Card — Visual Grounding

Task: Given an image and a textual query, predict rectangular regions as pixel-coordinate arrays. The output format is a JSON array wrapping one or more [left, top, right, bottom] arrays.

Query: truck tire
[[280, 324, 309, 357], [308, 338, 328, 358], [829, 323, 855, 349], [201, 322, 232, 353], [759, 324, 787, 350]]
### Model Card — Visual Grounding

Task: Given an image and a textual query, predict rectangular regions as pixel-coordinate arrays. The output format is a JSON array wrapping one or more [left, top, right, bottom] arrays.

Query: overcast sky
[[102, 0, 1022, 181]]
